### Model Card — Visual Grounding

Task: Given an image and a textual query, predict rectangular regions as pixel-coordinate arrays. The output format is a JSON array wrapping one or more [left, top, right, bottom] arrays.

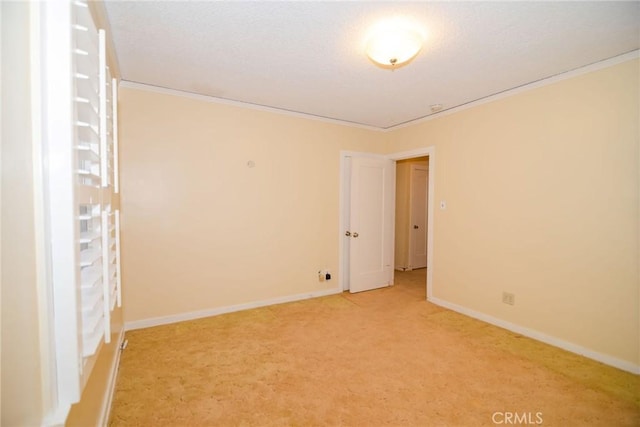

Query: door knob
[[413, 225, 419, 229], [345, 231, 351, 237], [353, 232, 359, 238]]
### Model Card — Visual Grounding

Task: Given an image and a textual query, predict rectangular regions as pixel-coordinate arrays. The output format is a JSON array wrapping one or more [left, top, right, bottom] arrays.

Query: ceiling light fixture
[[365, 19, 424, 70]]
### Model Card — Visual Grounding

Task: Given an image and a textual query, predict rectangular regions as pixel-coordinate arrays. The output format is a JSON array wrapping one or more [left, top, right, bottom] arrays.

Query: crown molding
[[120, 50, 639, 133], [118, 81, 383, 132], [386, 50, 640, 132]]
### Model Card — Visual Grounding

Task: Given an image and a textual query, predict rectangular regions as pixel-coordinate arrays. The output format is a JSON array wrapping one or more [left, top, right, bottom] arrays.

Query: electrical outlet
[[502, 292, 515, 306], [318, 269, 331, 281]]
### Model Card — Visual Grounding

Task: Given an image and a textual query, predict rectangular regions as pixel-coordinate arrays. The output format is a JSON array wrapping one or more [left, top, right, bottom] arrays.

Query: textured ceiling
[[104, 1, 640, 129]]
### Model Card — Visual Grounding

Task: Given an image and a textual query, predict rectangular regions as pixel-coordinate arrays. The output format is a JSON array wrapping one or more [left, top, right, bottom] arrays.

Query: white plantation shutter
[[99, 29, 113, 189], [78, 202, 104, 357], [107, 211, 120, 310], [38, 0, 121, 418], [101, 207, 121, 340], [74, 1, 106, 364], [113, 78, 120, 194], [115, 209, 123, 306], [98, 27, 122, 341]]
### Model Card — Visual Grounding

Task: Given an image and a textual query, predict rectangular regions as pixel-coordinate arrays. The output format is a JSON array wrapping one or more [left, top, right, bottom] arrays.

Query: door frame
[[339, 146, 435, 299]]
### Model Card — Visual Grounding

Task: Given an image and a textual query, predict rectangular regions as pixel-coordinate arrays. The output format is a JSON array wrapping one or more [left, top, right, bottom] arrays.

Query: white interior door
[[409, 164, 428, 269], [348, 156, 395, 293]]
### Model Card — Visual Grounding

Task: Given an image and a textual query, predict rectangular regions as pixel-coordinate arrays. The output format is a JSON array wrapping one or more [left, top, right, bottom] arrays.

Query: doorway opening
[[389, 147, 434, 300], [394, 157, 429, 271], [394, 156, 429, 299]]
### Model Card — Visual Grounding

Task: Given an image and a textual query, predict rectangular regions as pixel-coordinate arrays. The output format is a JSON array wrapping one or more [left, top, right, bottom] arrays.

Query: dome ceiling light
[[365, 18, 425, 70]]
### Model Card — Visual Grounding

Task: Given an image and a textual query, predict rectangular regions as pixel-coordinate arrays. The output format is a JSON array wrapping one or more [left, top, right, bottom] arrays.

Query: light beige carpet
[[109, 270, 639, 426]]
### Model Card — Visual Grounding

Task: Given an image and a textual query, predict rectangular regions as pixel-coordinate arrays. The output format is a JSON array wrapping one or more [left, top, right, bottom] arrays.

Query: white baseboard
[[123, 289, 639, 373], [125, 287, 343, 331], [99, 329, 125, 427], [428, 296, 640, 375]]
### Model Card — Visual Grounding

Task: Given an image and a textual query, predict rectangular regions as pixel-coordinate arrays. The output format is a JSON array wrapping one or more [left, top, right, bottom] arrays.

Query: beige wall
[[387, 59, 640, 366], [119, 88, 386, 323], [395, 162, 410, 270], [394, 157, 428, 270], [1, 2, 44, 425], [120, 59, 638, 367]]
